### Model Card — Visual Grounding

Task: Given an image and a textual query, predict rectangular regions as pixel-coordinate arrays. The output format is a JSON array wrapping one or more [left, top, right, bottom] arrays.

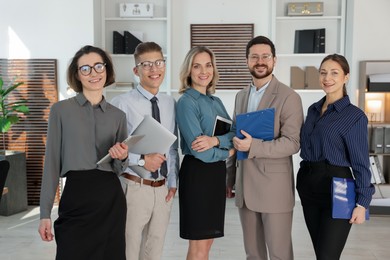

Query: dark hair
[[179, 46, 219, 95], [67, 45, 115, 93], [246, 36, 276, 58], [133, 42, 163, 65], [320, 54, 350, 96]]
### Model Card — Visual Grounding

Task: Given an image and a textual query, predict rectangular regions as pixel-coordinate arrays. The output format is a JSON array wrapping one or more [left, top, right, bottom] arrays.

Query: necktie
[[150, 97, 168, 179]]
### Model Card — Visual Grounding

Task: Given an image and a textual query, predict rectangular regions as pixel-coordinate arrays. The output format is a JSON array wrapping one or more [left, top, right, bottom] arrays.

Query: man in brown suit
[[227, 36, 304, 260]]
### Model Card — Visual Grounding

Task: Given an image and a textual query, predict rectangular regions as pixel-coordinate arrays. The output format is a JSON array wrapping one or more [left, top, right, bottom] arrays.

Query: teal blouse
[[176, 88, 234, 163]]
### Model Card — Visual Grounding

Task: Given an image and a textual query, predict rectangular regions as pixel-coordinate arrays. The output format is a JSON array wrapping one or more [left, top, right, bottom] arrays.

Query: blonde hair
[[179, 46, 219, 94]]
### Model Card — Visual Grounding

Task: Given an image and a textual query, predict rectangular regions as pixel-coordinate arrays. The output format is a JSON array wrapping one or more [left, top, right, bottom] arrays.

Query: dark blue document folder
[[236, 108, 275, 160], [332, 177, 369, 220]]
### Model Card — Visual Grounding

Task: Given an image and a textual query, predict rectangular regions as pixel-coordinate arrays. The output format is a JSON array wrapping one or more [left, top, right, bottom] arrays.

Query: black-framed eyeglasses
[[136, 59, 166, 70], [248, 54, 273, 63], [78, 63, 107, 76]]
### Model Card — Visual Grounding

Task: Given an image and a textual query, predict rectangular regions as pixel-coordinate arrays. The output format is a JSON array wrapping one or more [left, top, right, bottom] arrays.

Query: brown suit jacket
[[227, 76, 304, 213]]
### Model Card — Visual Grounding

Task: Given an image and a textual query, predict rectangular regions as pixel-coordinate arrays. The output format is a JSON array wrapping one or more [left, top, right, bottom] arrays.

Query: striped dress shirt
[[300, 95, 375, 208]]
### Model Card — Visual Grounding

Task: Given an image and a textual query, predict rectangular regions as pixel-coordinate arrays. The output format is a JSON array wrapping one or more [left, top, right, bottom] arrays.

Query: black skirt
[[179, 155, 226, 240], [54, 169, 126, 260]]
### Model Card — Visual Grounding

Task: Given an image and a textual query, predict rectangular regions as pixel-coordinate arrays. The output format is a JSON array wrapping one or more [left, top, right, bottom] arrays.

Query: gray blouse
[[39, 93, 128, 219]]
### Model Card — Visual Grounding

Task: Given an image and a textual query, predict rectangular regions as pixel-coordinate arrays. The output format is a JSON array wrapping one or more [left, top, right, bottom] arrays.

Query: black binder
[[294, 29, 315, 53], [314, 28, 326, 53], [124, 31, 142, 54], [113, 31, 125, 54], [294, 28, 325, 53]]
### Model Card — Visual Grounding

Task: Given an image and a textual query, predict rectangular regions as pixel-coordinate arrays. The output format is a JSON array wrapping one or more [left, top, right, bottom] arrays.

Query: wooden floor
[[0, 197, 389, 260]]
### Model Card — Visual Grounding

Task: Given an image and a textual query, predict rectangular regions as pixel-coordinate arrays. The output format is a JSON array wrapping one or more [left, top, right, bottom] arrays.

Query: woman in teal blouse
[[176, 46, 235, 260]]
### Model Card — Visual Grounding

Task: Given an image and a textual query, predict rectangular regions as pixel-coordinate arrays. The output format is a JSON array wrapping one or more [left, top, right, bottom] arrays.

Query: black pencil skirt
[[179, 155, 226, 240], [54, 169, 126, 260]]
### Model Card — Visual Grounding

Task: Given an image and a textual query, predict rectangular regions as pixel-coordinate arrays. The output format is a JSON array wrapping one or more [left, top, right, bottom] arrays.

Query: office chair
[[0, 160, 10, 203]]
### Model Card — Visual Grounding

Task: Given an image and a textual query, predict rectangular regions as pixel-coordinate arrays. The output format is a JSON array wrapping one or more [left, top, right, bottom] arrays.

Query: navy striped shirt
[[300, 95, 374, 208]]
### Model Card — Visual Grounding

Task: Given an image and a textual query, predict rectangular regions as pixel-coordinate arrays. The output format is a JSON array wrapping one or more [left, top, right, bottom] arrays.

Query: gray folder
[[129, 115, 177, 178], [384, 127, 390, 154], [97, 134, 144, 164], [371, 127, 384, 154]]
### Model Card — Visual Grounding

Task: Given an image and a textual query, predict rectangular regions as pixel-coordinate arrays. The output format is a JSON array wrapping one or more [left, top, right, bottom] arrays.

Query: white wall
[[0, 0, 95, 100]]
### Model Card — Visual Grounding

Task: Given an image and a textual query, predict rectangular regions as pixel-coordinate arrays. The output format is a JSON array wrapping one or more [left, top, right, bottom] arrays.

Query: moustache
[[254, 64, 268, 69]]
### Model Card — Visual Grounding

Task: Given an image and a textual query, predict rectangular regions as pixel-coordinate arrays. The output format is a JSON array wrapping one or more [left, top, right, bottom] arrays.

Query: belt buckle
[[151, 179, 159, 187]]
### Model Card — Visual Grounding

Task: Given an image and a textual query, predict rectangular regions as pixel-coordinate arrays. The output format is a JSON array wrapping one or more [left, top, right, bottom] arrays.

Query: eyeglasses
[[248, 54, 273, 63], [78, 63, 106, 76], [136, 59, 166, 70]]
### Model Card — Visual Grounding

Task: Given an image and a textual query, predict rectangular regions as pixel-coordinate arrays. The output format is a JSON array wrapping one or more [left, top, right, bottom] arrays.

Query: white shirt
[[247, 81, 271, 112], [110, 84, 179, 188]]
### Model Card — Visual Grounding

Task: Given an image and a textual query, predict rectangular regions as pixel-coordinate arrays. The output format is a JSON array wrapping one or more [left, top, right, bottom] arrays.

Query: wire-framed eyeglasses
[[248, 54, 273, 63], [78, 63, 107, 76], [136, 59, 166, 70]]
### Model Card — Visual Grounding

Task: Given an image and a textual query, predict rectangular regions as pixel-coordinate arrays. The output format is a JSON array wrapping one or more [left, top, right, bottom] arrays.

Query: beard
[[249, 64, 273, 79]]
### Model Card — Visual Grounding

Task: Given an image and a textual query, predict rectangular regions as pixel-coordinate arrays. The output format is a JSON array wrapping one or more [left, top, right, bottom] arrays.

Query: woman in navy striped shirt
[[296, 54, 375, 260]]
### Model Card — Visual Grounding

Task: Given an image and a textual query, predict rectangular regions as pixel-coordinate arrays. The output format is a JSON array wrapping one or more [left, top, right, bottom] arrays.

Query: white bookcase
[[270, 0, 346, 99], [100, 0, 171, 101], [270, 0, 347, 190]]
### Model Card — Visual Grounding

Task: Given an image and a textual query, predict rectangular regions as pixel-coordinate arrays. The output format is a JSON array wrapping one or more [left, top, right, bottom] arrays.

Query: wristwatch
[[138, 154, 145, 167]]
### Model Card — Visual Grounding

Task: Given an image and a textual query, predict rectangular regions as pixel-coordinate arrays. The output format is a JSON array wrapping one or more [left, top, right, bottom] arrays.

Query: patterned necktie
[[150, 97, 167, 179]]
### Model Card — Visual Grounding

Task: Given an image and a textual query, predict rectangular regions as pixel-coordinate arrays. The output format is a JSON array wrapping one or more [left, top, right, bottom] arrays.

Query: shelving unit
[[100, 0, 171, 101], [270, 0, 346, 96], [359, 60, 390, 214]]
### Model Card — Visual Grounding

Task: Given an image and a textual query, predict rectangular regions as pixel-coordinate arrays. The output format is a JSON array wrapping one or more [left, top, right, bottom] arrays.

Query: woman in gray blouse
[[38, 45, 129, 260]]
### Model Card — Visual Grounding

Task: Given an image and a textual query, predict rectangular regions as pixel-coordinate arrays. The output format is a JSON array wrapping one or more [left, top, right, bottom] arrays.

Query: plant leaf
[[3, 81, 24, 97], [7, 100, 28, 106], [0, 77, 29, 133], [0, 118, 12, 133], [12, 105, 29, 114]]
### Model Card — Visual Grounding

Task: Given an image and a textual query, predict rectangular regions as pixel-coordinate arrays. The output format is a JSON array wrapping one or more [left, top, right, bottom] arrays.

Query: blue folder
[[236, 108, 275, 160], [332, 177, 369, 220]]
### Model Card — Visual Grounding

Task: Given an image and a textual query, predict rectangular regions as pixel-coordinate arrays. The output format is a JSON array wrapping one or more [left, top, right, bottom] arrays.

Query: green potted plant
[[0, 77, 29, 155], [0, 77, 29, 216]]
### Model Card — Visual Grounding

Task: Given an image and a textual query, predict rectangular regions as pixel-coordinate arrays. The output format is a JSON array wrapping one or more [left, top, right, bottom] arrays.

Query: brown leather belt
[[121, 174, 165, 187]]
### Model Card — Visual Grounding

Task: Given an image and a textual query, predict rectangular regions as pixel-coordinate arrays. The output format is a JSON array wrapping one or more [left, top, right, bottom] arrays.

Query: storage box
[[120, 3, 154, 18], [287, 2, 323, 16], [305, 66, 321, 89], [290, 66, 305, 89]]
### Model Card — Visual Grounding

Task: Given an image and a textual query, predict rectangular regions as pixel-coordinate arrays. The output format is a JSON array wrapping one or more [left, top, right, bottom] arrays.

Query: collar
[[75, 92, 107, 112], [185, 87, 213, 100], [314, 95, 351, 113], [136, 84, 160, 101], [250, 80, 271, 94]]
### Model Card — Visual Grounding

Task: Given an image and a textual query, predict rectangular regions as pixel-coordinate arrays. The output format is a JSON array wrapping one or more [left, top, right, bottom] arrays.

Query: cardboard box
[[305, 66, 321, 89], [120, 3, 154, 18], [290, 66, 305, 89]]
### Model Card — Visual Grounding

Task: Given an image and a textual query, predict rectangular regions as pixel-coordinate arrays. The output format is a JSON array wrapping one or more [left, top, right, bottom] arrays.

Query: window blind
[[191, 24, 254, 89]]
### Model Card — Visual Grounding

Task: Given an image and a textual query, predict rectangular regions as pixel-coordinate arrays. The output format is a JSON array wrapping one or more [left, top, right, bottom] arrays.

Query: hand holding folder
[[97, 134, 144, 165], [332, 177, 369, 220], [128, 115, 177, 178], [235, 108, 275, 160]]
